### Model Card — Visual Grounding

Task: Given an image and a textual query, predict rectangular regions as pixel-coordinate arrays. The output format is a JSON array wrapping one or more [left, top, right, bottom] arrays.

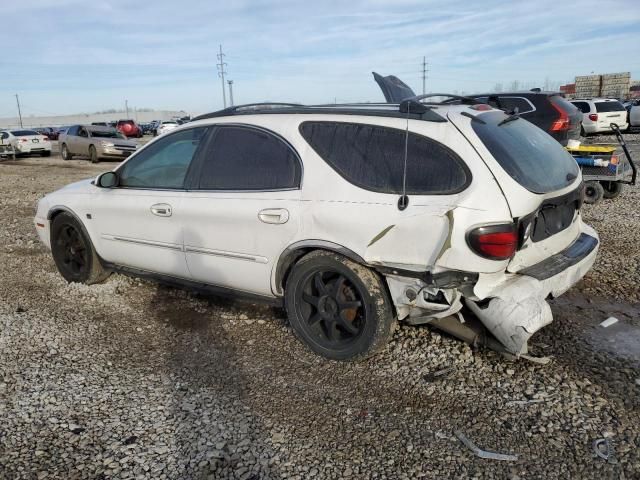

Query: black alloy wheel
[[54, 223, 89, 280]]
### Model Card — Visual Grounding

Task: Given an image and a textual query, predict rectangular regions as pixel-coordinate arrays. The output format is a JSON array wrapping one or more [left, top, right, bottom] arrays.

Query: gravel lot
[[1, 137, 640, 479]]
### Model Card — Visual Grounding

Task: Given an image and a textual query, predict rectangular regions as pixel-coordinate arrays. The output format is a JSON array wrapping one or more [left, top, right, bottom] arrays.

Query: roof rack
[[412, 93, 482, 105], [192, 101, 448, 123]]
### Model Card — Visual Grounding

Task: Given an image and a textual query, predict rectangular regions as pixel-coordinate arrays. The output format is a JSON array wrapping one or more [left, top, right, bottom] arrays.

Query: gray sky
[[1, 0, 639, 117]]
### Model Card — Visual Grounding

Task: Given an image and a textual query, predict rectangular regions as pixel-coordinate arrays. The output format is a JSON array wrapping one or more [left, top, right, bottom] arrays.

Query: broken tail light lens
[[550, 102, 570, 132], [467, 224, 518, 260]]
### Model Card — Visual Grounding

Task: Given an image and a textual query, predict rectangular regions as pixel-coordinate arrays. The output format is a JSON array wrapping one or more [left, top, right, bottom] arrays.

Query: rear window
[[595, 101, 625, 113], [472, 111, 579, 194], [300, 121, 470, 195], [11, 130, 39, 136]]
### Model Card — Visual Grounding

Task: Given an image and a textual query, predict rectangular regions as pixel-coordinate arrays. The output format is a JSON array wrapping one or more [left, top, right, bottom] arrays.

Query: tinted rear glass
[[595, 101, 625, 113], [472, 111, 579, 194], [300, 121, 470, 195], [11, 130, 39, 136]]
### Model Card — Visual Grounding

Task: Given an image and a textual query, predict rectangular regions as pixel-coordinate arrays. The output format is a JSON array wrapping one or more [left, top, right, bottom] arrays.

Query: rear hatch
[[595, 100, 627, 129], [449, 108, 586, 271]]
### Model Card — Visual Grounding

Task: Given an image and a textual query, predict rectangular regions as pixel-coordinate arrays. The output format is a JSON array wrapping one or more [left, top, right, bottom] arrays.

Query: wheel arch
[[273, 240, 366, 296], [47, 206, 94, 247]]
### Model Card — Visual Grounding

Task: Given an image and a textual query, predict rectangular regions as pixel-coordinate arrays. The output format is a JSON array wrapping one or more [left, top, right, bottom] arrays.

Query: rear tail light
[[588, 113, 598, 122], [467, 224, 518, 260], [20, 138, 28, 142], [549, 101, 570, 132]]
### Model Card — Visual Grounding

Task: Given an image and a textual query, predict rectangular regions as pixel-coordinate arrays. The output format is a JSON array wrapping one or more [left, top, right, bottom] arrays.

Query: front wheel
[[584, 181, 605, 205], [89, 145, 99, 163], [285, 251, 396, 361], [51, 212, 110, 284], [61, 143, 72, 160]]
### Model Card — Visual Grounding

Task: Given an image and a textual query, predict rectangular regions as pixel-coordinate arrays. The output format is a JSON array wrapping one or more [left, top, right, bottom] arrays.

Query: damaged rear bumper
[[385, 224, 599, 356]]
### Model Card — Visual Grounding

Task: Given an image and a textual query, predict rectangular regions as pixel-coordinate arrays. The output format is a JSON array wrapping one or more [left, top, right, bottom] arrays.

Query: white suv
[[34, 101, 599, 361], [571, 98, 628, 134]]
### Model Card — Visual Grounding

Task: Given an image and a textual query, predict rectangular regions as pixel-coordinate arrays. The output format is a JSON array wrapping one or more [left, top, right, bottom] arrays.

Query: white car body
[[34, 103, 599, 358], [156, 121, 178, 136], [1, 129, 52, 155], [571, 98, 629, 134]]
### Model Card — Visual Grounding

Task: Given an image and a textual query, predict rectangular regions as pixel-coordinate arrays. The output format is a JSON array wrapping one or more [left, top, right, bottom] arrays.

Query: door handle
[[150, 203, 172, 217], [258, 208, 289, 224]]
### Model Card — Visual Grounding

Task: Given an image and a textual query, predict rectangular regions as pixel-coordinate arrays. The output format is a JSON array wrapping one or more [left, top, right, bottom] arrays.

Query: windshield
[[90, 130, 125, 139], [472, 111, 579, 194], [11, 130, 40, 136], [595, 101, 625, 113]]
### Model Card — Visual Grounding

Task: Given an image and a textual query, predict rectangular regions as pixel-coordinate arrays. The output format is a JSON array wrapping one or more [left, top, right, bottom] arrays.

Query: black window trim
[[185, 123, 304, 193], [298, 120, 472, 196], [114, 125, 211, 192]]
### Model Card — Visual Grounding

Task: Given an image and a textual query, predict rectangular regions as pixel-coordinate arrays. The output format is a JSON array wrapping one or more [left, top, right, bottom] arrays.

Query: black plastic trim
[[519, 233, 598, 281]]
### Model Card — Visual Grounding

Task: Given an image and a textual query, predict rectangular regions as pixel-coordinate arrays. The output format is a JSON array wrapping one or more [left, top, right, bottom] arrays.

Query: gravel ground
[[1, 140, 640, 479]]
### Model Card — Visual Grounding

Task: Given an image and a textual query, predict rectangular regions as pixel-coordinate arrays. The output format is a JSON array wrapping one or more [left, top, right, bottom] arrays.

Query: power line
[[217, 45, 228, 108]]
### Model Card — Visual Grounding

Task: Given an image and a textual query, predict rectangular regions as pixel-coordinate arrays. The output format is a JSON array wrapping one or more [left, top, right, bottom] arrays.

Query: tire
[[89, 145, 99, 163], [285, 250, 396, 361], [51, 212, 110, 284], [61, 143, 72, 160], [580, 126, 587, 137], [40, 150, 51, 157], [601, 181, 623, 199], [584, 181, 605, 205]]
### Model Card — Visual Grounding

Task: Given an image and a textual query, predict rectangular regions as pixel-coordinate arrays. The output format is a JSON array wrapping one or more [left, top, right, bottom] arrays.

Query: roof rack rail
[[412, 93, 482, 105], [193, 102, 448, 123]]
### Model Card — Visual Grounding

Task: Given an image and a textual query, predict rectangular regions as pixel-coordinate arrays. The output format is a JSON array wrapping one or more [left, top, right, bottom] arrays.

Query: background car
[[116, 119, 143, 138], [59, 125, 137, 163], [1, 129, 51, 156], [469, 91, 582, 146], [34, 127, 60, 141], [625, 99, 640, 128], [571, 98, 629, 135], [155, 120, 178, 136]]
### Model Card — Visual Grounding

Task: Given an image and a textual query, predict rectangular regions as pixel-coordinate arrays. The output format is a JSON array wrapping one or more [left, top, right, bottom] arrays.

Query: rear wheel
[[61, 143, 72, 160], [601, 181, 623, 199], [285, 251, 396, 361], [51, 212, 109, 284], [584, 181, 605, 205]]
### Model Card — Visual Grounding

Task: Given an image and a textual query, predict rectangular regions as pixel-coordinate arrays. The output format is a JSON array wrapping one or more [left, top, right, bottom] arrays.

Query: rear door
[[181, 124, 302, 296], [595, 100, 627, 129]]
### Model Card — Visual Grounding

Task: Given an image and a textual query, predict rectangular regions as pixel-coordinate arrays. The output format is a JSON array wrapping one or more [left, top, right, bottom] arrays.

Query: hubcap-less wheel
[[61, 144, 69, 160], [54, 223, 89, 279], [297, 270, 364, 347]]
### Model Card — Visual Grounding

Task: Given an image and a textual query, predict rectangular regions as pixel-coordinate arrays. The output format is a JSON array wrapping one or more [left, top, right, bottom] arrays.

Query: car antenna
[[398, 102, 411, 211]]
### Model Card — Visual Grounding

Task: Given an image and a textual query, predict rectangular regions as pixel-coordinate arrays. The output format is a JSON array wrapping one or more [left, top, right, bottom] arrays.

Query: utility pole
[[15, 94, 23, 128], [421, 56, 429, 95], [217, 44, 228, 108], [227, 80, 234, 107], [125, 99, 129, 118]]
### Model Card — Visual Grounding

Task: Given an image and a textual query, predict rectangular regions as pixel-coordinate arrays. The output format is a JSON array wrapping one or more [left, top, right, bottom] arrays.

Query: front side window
[[118, 127, 207, 189], [299, 121, 470, 195], [196, 126, 301, 190]]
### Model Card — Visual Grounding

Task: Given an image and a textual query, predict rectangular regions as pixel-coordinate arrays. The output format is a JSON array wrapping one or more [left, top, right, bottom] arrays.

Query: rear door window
[[472, 111, 579, 194], [595, 101, 625, 113], [299, 121, 470, 195], [196, 126, 301, 190]]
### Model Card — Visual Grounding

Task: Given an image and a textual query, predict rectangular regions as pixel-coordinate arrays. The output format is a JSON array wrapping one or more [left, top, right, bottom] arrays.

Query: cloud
[[1, 0, 639, 114]]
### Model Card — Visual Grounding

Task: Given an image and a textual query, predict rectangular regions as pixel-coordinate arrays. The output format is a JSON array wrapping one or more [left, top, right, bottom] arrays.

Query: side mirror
[[96, 171, 118, 188]]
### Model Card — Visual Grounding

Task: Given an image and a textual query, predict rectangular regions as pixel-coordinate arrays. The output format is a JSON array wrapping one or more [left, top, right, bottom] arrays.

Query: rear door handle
[[258, 208, 289, 224], [151, 203, 172, 217]]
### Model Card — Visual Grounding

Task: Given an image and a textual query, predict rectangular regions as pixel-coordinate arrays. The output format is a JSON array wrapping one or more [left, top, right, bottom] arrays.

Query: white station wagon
[[34, 97, 599, 361]]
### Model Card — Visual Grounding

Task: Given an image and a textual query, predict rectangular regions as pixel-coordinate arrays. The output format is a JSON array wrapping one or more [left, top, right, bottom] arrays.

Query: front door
[[182, 124, 302, 296], [90, 126, 209, 279]]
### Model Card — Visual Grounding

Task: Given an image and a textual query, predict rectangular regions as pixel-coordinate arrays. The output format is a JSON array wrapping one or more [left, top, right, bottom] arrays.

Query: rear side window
[[595, 101, 625, 113], [197, 126, 301, 190], [498, 97, 534, 114], [472, 111, 579, 194], [300, 122, 470, 195], [572, 101, 591, 113]]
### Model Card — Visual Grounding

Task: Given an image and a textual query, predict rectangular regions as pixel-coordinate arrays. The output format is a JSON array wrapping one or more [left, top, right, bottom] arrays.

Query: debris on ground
[[454, 430, 519, 461], [423, 365, 456, 382], [593, 437, 618, 464], [599, 317, 619, 328]]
